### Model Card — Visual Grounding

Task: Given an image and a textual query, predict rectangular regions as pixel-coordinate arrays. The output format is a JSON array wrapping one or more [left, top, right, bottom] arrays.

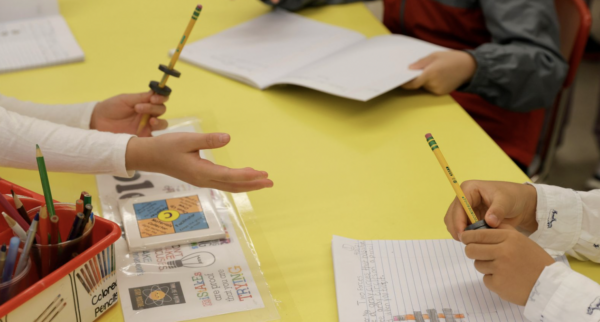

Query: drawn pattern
[[133, 195, 208, 238]]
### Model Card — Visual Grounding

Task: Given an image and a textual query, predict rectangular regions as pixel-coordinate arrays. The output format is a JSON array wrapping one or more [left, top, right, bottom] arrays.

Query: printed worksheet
[[0, 0, 84, 73], [117, 203, 265, 322], [332, 236, 569, 322]]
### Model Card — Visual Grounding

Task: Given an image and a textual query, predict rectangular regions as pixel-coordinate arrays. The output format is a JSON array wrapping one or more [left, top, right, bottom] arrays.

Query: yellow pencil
[[425, 133, 478, 225], [137, 4, 203, 134]]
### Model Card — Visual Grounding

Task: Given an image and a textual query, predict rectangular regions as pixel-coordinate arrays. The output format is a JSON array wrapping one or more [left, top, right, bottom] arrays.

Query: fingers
[[205, 165, 269, 183], [483, 192, 511, 228], [184, 133, 231, 151], [473, 260, 494, 275], [464, 244, 496, 261], [149, 118, 168, 131], [207, 179, 274, 193], [150, 93, 168, 104], [135, 103, 167, 116], [401, 74, 427, 90], [444, 197, 469, 241], [409, 53, 437, 70], [462, 229, 508, 245]]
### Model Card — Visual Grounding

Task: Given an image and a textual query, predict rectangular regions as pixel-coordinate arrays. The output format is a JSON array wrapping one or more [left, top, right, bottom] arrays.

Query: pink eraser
[[425, 133, 432, 139], [197, 4, 202, 9]]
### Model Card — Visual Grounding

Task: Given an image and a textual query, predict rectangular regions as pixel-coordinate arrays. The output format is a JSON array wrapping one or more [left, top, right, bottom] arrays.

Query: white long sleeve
[[524, 184, 600, 322], [0, 99, 133, 177], [0, 93, 96, 129]]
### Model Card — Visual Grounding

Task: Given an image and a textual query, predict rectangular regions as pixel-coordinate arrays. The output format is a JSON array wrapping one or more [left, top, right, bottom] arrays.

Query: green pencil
[[36, 145, 56, 219]]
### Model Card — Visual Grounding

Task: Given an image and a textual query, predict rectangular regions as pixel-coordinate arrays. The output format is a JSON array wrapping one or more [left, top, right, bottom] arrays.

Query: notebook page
[[0, 0, 58, 22], [332, 235, 570, 322], [177, 9, 365, 89], [0, 15, 84, 74], [278, 35, 448, 101]]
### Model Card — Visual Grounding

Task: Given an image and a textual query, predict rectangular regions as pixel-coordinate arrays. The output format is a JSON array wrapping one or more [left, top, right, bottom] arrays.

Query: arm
[[0, 106, 273, 192], [0, 93, 96, 129], [260, 0, 367, 11], [463, 0, 569, 111]]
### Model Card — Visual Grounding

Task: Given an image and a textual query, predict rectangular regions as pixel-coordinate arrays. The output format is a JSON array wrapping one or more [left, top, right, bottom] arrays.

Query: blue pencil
[[97, 254, 105, 278], [2, 237, 20, 282]]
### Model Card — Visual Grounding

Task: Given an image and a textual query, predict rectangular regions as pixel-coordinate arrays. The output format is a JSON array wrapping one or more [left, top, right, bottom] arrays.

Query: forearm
[[0, 107, 132, 177], [524, 262, 600, 322], [0, 93, 96, 129]]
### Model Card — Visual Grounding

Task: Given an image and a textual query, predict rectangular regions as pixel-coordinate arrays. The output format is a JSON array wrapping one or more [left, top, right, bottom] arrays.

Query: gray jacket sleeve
[[260, 0, 367, 11], [462, 0, 568, 112]]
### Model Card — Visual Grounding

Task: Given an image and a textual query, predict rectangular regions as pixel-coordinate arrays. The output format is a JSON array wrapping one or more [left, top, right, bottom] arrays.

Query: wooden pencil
[[11, 189, 31, 225], [137, 4, 203, 134], [425, 133, 478, 224]]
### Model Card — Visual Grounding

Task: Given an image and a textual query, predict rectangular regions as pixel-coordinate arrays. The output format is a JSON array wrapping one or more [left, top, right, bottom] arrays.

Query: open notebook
[[332, 235, 570, 322], [177, 9, 447, 101], [0, 0, 84, 74]]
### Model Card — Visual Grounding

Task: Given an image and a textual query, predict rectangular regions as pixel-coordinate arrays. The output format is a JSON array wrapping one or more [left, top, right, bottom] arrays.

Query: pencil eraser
[[196, 4, 202, 10], [425, 133, 432, 139]]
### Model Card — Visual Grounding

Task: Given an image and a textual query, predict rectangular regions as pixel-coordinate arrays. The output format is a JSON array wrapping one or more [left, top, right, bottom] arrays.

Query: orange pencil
[[75, 200, 83, 214]]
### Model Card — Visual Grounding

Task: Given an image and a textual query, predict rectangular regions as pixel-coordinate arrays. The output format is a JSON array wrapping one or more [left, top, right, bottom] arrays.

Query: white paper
[[117, 201, 265, 322], [280, 35, 447, 101], [332, 236, 570, 322], [0, 0, 84, 73], [178, 9, 365, 88]]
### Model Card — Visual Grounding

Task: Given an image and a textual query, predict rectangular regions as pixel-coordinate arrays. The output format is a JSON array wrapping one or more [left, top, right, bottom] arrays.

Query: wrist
[[90, 102, 100, 129], [520, 184, 539, 233], [125, 137, 156, 172]]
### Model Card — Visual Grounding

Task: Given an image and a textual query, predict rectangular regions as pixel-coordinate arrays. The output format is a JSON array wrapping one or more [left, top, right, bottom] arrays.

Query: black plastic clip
[[148, 64, 181, 97], [465, 219, 492, 231]]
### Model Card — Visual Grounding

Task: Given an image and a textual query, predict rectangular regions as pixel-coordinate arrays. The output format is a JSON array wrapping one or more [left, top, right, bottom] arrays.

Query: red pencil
[[50, 216, 59, 244]]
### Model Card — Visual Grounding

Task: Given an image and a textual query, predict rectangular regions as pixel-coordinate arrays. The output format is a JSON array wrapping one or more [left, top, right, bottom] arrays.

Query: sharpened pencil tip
[[36, 144, 43, 157], [34, 213, 39, 221]]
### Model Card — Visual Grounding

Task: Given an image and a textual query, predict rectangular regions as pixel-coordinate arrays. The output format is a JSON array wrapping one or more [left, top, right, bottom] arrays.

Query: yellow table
[[1, 1, 598, 321]]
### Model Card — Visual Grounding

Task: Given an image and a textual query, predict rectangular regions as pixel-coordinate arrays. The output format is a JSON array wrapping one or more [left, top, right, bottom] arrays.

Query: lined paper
[[332, 236, 569, 322]]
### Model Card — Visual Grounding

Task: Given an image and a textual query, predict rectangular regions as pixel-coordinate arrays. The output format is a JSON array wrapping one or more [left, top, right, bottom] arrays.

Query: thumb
[[484, 193, 512, 228], [409, 54, 436, 70], [186, 133, 231, 151]]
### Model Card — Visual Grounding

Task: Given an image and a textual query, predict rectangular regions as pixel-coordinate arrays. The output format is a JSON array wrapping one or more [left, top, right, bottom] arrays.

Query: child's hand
[[91, 91, 168, 137], [462, 225, 555, 306], [401, 50, 476, 95], [444, 181, 538, 241], [126, 132, 273, 193]]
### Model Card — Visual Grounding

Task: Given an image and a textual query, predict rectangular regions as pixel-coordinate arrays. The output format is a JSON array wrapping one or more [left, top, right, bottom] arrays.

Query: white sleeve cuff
[[528, 184, 582, 257], [525, 262, 600, 321], [113, 135, 135, 178], [79, 101, 97, 130]]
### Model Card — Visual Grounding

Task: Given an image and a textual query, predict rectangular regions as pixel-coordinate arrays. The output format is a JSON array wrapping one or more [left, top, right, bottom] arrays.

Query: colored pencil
[[15, 213, 39, 275], [0, 245, 6, 276], [425, 134, 478, 224], [101, 249, 107, 280], [34, 294, 61, 322], [48, 302, 67, 322], [93, 256, 102, 282], [97, 254, 105, 278], [35, 145, 56, 219], [106, 245, 111, 276], [39, 206, 48, 245], [81, 268, 93, 292], [76, 273, 90, 293], [75, 204, 93, 238], [2, 237, 20, 282], [68, 213, 84, 241], [85, 263, 97, 289], [2, 212, 27, 241], [0, 191, 29, 230], [11, 190, 31, 225], [111, 243, 116, 275], [90, 259, 101, 287], [83, 193, 91, 208], [41, 298, 63, 322], [50, 216, 59, 244], [137, 4, 203, 134], [75, 199, 83, 214]]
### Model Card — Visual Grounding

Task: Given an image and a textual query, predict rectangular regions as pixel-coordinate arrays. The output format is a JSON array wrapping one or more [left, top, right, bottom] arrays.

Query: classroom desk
[[1, 0, 598, 321]]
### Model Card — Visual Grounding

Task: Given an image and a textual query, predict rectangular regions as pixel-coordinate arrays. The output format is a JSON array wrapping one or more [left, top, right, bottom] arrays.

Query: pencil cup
[[28, 204, 94, 278], [0, 250, 34, 305]]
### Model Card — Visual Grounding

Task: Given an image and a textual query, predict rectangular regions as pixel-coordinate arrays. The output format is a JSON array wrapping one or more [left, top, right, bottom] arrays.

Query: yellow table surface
[[1, 0, 598, 321]]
